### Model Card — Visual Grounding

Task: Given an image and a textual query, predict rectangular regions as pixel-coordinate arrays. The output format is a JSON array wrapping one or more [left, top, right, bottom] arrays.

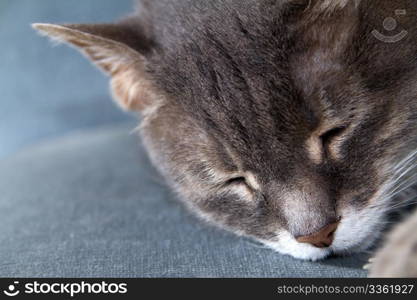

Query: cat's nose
[[295, 221, 339, 248]]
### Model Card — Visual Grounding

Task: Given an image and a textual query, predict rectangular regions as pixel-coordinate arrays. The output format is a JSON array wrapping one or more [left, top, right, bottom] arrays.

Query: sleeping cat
[[34, 0, 417, 276]]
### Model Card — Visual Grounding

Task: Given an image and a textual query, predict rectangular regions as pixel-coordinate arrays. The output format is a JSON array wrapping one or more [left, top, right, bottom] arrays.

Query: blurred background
[[0, 0, 135, 158]]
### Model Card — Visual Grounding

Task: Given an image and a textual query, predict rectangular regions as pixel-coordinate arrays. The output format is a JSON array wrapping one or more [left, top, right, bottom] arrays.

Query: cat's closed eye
[[316, 125, 349, 161], [224, 173, 260, 192], [320, 126, 347, 149], [225, 177, 247, 187], [307, 125, 349, 163]]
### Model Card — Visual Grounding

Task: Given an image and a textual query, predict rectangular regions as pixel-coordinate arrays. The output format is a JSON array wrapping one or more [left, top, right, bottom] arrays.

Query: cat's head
[[34, 0, 417, 260]]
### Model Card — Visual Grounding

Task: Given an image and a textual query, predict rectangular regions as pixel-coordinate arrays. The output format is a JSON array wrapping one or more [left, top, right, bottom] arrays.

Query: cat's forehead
[[147, 0, 319, 136], [145, 0, 358, 123]]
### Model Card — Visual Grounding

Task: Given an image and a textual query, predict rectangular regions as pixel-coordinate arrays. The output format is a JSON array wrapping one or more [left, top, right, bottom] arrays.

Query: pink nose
[[296, 221, 340, 248]]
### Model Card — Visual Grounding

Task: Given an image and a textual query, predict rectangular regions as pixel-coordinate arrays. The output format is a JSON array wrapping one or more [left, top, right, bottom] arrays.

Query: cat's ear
[[32, 23, 157, 113]]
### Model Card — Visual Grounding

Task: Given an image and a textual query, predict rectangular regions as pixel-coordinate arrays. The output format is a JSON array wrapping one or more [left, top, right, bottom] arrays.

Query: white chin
[[261, 231, 331, 261]]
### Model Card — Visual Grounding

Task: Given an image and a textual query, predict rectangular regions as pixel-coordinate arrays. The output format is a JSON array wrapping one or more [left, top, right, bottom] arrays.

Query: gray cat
[[34, 0, 417, 276]]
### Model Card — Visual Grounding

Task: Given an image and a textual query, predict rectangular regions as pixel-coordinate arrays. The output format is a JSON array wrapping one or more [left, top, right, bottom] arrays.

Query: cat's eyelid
[[225, 172, 260, 191], [225, 177, 246, 186], [320, 125, 348, 145], [306, 124, 350, 163], [320, 124, 351, 161]]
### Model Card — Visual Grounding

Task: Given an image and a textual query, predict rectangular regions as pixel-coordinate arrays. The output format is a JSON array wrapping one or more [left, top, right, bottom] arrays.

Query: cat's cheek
[[330, 206, 385, 253]]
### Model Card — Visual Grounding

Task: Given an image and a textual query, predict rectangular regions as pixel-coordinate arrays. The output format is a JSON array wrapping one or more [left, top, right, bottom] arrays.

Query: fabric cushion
[[0, 124, 369, 277]]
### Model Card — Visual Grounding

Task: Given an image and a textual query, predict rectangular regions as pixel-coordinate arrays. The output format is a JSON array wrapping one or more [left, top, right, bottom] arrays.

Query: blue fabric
[[0, 125, 369, 277], [0, 0, 134, 158]]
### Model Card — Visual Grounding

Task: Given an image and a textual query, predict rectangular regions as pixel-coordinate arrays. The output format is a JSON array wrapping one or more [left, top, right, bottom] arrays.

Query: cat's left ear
[[32, 23, 158, 113]]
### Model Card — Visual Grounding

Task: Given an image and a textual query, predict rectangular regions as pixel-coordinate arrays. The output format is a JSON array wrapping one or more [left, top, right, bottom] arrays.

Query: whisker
[[386, 175, 417, 199]]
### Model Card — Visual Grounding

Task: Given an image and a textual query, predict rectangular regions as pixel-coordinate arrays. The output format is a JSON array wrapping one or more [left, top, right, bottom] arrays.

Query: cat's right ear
[[32, 23, 159, 113]]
